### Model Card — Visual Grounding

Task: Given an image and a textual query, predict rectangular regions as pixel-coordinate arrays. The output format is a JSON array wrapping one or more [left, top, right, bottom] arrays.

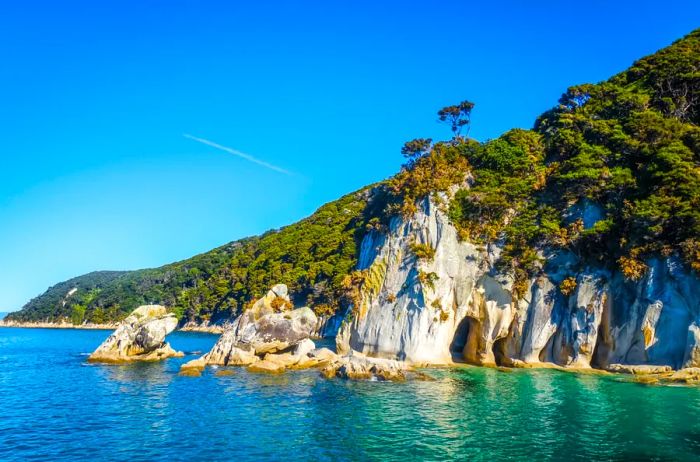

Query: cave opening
[[492, 337, 508, 366], [450, 316, 471, 354]]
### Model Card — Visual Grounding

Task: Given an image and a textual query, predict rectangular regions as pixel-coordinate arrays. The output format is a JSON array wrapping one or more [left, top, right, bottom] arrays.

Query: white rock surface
[[89, 305, 182, 362], [182, 285, 318, 369], [337, 196, 700, 370]]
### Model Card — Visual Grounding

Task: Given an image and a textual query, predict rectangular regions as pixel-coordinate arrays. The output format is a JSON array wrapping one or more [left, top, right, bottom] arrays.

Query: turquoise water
[[1, 328, 700, 461]]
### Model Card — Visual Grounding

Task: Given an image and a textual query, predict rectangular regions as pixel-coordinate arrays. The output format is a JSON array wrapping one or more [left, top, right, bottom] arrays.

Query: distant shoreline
[[0, 320, 224, 333], [0, 320, 118, 330]]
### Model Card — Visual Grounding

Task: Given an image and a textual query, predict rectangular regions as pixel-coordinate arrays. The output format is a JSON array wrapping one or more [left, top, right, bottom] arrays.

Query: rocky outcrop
[[606, 364, 673, 375], [88, 305, 183, 363], [321, 352, 407, 381], [337, 196, 700, 371], [181, 285, 321, 372]]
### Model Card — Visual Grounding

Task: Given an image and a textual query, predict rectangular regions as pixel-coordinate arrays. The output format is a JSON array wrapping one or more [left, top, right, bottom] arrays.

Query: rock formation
[[88, 305, 183, 363], [321, 352, 407, 381], [337, 197, 700, 371], [181, 284, 325, 372]]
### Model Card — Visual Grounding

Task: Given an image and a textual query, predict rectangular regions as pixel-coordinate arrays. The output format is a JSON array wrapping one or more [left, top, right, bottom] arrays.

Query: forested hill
[[6, 188, 379, 324], [7, 28, 700, 325]]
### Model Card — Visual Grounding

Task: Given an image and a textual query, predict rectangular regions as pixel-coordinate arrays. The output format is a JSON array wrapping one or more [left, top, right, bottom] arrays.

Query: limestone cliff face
[[337, 198, 700, 370]]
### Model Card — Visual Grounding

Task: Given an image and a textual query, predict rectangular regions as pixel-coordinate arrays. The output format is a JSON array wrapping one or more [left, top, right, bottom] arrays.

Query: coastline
[[0, 319, 224, 333], [179, 324, 225, 334], [0, 320, 118, 330]]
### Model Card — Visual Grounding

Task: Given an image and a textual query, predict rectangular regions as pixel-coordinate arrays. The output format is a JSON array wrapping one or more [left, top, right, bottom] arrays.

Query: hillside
[[7, 189, 381, 324], [7, 28, 699, 326]]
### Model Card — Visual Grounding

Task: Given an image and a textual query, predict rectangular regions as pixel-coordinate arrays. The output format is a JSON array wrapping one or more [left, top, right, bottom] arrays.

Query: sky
[[1, 1, 698, 311]]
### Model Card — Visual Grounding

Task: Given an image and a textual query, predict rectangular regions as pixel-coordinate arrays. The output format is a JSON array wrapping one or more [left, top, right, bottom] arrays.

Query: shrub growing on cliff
[[417, 271, 439, 290], [270, 296, 293, 312], [559, 277, 578, 296], [409, 242, 436, 262], [313, 303, 336, 317], [618, 256, 647, 280], [387, 141, 470, 217]]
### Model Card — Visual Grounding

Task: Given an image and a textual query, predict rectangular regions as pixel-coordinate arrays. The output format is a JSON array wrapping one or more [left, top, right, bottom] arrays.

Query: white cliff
[[337, 197, 700, 370]]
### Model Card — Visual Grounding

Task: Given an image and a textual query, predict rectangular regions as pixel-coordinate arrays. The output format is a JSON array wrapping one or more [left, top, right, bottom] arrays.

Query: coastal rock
[[263, 352, 300, 368], [322, 353, 406, 381], [667, 368, 700, 384], [682, 324, 700, 368], [228, 284, 317, 354], [606, 364, 673, 375], [309, 347, 337, 362], [292, 338, 316, 358], [337, 196, 700, 372], [248, 359, 285, 374], [88, 305, 183, 363], [337, 197, 479, 364], [181, 285, 318, 371]]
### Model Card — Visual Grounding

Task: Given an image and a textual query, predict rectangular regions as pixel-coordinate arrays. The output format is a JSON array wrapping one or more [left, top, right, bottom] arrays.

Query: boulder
[[247, 359, 285, 374], [606, 364, 673, 375], [309, 347, 337, 362], [237, 307, 318, 354], [263, 352, 300, 368], [180, 285, 318, 372], [292, 338, 316, 358], [88, 305, 183, 363], [322, 352, 407, 381], [667, 368, 700, 385]]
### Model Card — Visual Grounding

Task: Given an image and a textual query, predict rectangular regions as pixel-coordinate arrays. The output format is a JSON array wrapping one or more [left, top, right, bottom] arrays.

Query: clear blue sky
[[1, 1, 698, 311]]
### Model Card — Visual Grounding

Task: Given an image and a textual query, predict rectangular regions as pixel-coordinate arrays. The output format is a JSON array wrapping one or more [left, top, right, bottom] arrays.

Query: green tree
[[438, 100, 475, 138], [401, 138, 432, 162], [70, 304, 86, 325]]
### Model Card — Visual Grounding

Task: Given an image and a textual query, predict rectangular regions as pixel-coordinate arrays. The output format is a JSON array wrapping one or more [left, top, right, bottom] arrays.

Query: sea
[[1, 327, 700, 461]]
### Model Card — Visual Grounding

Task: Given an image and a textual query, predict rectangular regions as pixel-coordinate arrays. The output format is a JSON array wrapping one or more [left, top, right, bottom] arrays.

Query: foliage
[[445, 29, 700, 281], [313, 304, 336, 317], [401, 138, 433, 163], [270, 296, 293, 312], [438, 100, 475, 138], [70, 304, 86, 325], [559, 277, 578, 296], [618, 256, 647, 280], [417, 271, 439, 290], [533, 29, 700, 271], [409, 242, 436, 262], [386, 141, 470, 216]]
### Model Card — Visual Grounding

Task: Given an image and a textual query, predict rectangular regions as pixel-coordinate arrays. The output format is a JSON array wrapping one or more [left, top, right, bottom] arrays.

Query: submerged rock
[[88, 305, 183, 363]]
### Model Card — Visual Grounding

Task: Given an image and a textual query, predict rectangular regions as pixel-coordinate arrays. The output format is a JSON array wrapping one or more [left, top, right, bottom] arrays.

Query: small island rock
[[88, 305, 183, 363]]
